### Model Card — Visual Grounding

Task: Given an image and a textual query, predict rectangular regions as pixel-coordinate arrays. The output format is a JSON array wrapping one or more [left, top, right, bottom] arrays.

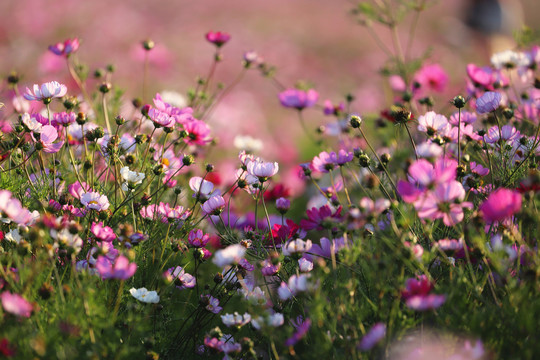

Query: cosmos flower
[[205, 31, 231, 47], [278, 89, 318, 110], [24, 81, 67, 103], [80, 192, 110, 211], [48, 38, 80, 57], [129, 288, 160, 303], [1, 291, 33, 318]]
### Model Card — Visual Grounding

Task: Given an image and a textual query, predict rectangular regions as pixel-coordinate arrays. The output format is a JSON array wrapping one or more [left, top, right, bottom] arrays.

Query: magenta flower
[[246, 158, 279, 180], [358, 323, 386, 351], [201, 195, 226, 215], [53, 112, 76, 127], [95, 255, 137, 280], [285, 318, 311, 346], [413, 64, 448, 93], [205, 31, 231, 47], [402, 275, 445, 311], [91, 222, 116, 242], [183, 119, 212, 146], [24, 81, 67, 103], [49, 38, 80, 57], [300, 205, 343, 231], [188, 229, 210, 248], [323, 99, 345, 116], [148, 108, 175, 128], [32, 125, 64, 153], [1, 291, 33, 318], [480, 188, 522, 223], [476, 91, 502, 114], [278, 89, 318, 110]]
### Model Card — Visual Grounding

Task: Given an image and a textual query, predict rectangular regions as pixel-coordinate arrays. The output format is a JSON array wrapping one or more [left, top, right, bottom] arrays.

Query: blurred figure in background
[[462, 0, 524, 56]]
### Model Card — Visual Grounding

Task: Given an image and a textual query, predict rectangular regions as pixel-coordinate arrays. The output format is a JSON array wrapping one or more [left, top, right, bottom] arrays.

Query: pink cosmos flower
[[183, 119, 212, 146], [485, 124, 519, 145], [95, 255, 137, 280], [449, 111, 477, 126], [148, 108, 175, 128], [476, 91, 502, 114], [205, 31, 231, 47], [358, 323, 386, 351], [311, 151, 338, 173], [414, 181, 473, 226], [413, 64, 448, 93], [0, 190, 36, 225], [1, 291, 33, 317], [479, 188, 522, 223], [48, 38, 80, 57], [246, 158, 279, 180], [91, 222, 116, 242], [32, 125, 64, 153], [80, 192, 110, 211], [278, 89, 318, 110], [417, 111, 449, 136], [323, 99, 345, 116], [300, 205, 343, 231], [201, 195, 226, 215], [188, 229, 210, 248], [24, 81, 67, 102], [261, 259, 281, 276], [53, 112, 76, 127], [285, 318, 311, 346]]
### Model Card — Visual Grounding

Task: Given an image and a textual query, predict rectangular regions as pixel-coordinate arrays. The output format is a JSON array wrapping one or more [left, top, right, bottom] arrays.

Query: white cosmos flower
[[120, 166, 145, 191], [233, 135, 263, 153], [129, 287, 160, 303]]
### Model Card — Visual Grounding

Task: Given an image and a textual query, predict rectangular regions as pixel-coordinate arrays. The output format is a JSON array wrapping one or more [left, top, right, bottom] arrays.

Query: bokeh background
[[1, 0, 539, 192]]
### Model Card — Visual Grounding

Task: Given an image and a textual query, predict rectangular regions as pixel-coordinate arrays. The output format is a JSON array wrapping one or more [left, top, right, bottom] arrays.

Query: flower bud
[[142, 39, 155, 51], [349, 115, 362, 128], [182, 155, 195, 166], [99, 82, 112, 94], [452, 95, 466, 109], [115, 116, 126, 125]]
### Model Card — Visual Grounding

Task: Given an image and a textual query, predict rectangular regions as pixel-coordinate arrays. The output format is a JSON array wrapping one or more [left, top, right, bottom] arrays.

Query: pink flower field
[[0, 0, 539, 359]]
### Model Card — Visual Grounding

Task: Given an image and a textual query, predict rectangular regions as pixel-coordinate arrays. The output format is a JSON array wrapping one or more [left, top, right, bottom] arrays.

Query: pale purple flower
[[476, 91, 502, 114], [298, 257, 313, 272], [278, 89, 318, 110], [1, 291, 33, 317], [261, 259, 281, 276], [358, 323, 386, 351], [449, 111, 477, 126], [80, 192, 110, 211], [485, 124, 520, 144], [275, 197, 290, 213], [53, 112, 77, 126], [201, 195, 225, 215], [165, 266, 196, 290], [221, 312, 251, 328], [277, 274, 310, 300], [416, 142, 443, 158], [282, 239, 312, 256], [212, 244, 246, 267], [246, 159, 279, 180], [24, 81, 67, 102], [203, 295, 222, 313], [251, 312, 284, 330]]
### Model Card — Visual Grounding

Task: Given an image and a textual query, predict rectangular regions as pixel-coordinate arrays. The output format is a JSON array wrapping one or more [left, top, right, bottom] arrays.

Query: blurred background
[[0, 0, 539, 190]]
